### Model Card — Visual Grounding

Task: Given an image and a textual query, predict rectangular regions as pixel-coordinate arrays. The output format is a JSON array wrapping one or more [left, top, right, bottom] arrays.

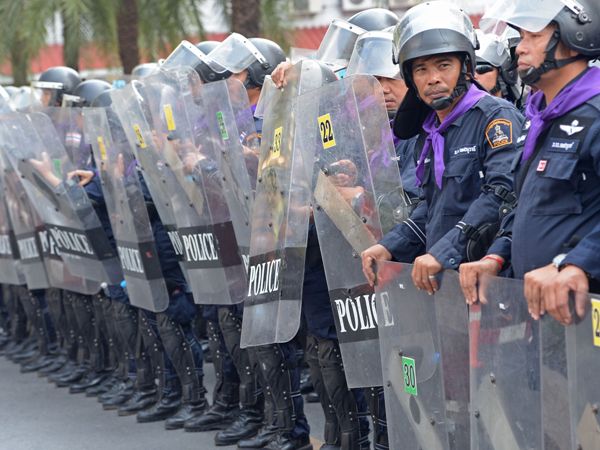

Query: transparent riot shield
[[376, 261, 470, 450], [0, 112, 120, 286], [0, 174, 25, 285], [83, 107, 169, 312], [41, 107, 93, 169], [469, 275, 541, 449], [566, 294, 600, 450], [540, 314, 572, 450], [141, 68, 254, 303], [241, 60, 337, 347], [306, 74, 410, 387], [111, 75, 243, 305]]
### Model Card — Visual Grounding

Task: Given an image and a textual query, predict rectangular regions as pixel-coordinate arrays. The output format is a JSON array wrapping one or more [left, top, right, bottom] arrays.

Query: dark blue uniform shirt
[[487, 94, 600, 280], [380, 94, 524, 269]]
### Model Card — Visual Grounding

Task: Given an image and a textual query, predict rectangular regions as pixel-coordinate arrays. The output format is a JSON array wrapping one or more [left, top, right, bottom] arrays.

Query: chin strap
[[430, 73, 470, 111], [520, 29, 585, 85]]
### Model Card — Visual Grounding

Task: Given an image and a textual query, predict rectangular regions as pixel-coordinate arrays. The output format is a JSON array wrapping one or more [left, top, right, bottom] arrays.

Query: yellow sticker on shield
[[163, 104, 176, 131], [97, 136, 107, 161], [318, 113, 336, 150], [272, 126, 283, 157], [133, 124, 147, 149], [592, 298, 600, 348]]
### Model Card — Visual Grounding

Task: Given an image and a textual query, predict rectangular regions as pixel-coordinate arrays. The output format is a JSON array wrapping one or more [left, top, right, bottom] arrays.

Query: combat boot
[[136, 390, 181, 423], [184, 381, 239, 432], [264, 432, 313, 450], [101, 378, 135, 409], [118, 385, 157, 416], [214, 391, 264, 445], [237, 424, 278, 449]]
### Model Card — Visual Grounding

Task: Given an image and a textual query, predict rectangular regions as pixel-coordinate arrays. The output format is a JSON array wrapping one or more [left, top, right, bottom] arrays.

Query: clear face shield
[[475, 30, 512, 69], [202, 33, 267, 75], [480, 0, 568, 33], [30, 81, 63, 108], [160, 40, 207, 71], [347, 31, 401, 79], [316, 19, 366, 75]]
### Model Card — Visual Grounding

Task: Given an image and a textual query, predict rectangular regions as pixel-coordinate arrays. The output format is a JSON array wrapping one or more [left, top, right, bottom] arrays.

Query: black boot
[[85, 373, 119, 397], [101, 378, 135, 409], [264, 432, 313, 450], [136, 390, 181, 423], [183, 382, 239, 431], [69, 370, 111, 394], [20, 353, 58, 373], [237, 424, 278, 448], [38, 353, 68, 377], [165, 382, 208, 430], [118, 385, 157, 416], [54, 364, 88, 387], [214, 405, 264, 445]]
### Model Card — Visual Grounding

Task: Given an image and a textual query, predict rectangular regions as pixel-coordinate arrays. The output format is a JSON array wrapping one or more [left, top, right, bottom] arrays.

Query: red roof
[[293, 26, 328, 50]]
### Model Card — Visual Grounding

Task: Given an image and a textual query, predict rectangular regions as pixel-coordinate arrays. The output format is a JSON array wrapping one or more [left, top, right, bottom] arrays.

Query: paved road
[[0, 356, 325, 450]]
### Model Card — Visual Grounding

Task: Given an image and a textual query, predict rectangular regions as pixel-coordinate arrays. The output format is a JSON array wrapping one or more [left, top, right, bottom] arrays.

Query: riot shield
[[306, 74, 410, 387], [241, 60, 337, 347], [376, 261, 470, 450], [566, 294, 600, 450], [83, 107, 169, 312], [540, 314, 572, 449], [110, 73, 245, 305], [0, 112, 119, 286], [41, 107, 93, 169], [142, 68, 254, 303], [0, 173, 25, 285], [469, 275, 541, 450]]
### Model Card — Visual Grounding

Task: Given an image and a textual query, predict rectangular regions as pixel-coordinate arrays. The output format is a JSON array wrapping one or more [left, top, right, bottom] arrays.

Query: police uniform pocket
[[531, 156, 582, 215], [442, 157, 480, 216]]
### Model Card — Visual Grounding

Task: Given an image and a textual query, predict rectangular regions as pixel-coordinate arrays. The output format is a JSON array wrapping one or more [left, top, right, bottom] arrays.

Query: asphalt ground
[[0, 354, 325, 450]]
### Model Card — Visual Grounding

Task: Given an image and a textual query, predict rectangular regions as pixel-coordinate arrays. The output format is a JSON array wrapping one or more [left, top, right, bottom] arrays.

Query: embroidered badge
[[537, 160, 547, 172], [486, 119, 513, 149], [559, 119, 584, 136]]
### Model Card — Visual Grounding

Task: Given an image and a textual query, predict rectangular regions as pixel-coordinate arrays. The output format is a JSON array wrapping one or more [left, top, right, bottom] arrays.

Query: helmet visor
[[316, 19, 366, 69], [475, 31, 511, 67], [161, 40, 206, 70], [480, 0, 567, 33], [202, 33, 267, 74], [347, 31, 401, 79]]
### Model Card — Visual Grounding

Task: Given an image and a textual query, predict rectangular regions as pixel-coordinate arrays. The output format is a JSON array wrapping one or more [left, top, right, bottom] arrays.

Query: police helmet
[[246, 38, 286, 88], [73, 79, 112, 107], [132, 62, 158, 79], [195, 40, 219, 55], [347, 30, 401, 79], [392, 1, 478, 82], [90, 89, 113, 108], [32, 66, 81, 106], [348, 8, 399, 31]]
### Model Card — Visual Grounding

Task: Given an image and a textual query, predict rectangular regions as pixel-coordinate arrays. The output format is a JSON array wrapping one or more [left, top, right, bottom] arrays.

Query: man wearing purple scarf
[[460, 0, 600, 326], [361, 1, 523, 294]]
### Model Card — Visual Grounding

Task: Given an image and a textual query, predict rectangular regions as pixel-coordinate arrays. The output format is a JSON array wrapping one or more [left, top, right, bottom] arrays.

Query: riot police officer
[[360, 2, 523, 295], [459, 0, 600, 326], [31, 66, 81, 108]]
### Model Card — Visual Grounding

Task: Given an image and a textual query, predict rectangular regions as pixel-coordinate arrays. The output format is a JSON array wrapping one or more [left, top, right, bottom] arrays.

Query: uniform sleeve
[[379, 198, 427, 263], [429, 107, 524, 269], [396, 137, 420, 200], [486, 208, 514, 261]]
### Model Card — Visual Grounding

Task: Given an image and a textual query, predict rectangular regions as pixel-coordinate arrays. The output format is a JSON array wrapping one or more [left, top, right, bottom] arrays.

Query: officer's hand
[[542, 265, 589, 326], [67, 169, 94, 186], [459, 258, 502, 305], [29, 152, 61, 187], [328, 160, 358, 187], [412, 254, 442, 295], [361, 244, 392, 287], [271, 60, 293, 88], [524, 264, 556, 321]]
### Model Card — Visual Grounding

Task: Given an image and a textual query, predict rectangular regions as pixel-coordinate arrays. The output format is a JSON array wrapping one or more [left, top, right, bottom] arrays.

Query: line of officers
[[0, 0, 599, 449]]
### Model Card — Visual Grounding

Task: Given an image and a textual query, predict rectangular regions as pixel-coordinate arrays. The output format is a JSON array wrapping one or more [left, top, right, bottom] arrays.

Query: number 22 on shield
[[318, 113, 336, 150], [402, 356, 417, 396], [592, 298, 600, 347]]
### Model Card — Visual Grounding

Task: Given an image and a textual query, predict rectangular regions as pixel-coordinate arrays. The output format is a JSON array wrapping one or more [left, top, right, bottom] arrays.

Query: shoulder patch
[[485, 118, 513, 149]]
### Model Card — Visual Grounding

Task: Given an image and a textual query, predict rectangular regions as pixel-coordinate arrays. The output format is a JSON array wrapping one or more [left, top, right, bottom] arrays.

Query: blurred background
[[0, 0, 489, 85]]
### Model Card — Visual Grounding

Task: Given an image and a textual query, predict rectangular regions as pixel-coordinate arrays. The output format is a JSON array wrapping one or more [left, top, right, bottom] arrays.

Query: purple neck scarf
[[415, 85, 487, 188], [522, 67, 600, 161]]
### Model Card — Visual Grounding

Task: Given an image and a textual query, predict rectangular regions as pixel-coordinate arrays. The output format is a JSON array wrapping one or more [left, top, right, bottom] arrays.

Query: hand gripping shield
[[308, 74, 410, 387], [376, 262, 470, 450], [0, 115, 100, 294], [84, 107, 169, 313], [469, 275, 542, 449], [142, 68, 254, 304], [241, 60, 337, 347], [2, 112, 121, 285]]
